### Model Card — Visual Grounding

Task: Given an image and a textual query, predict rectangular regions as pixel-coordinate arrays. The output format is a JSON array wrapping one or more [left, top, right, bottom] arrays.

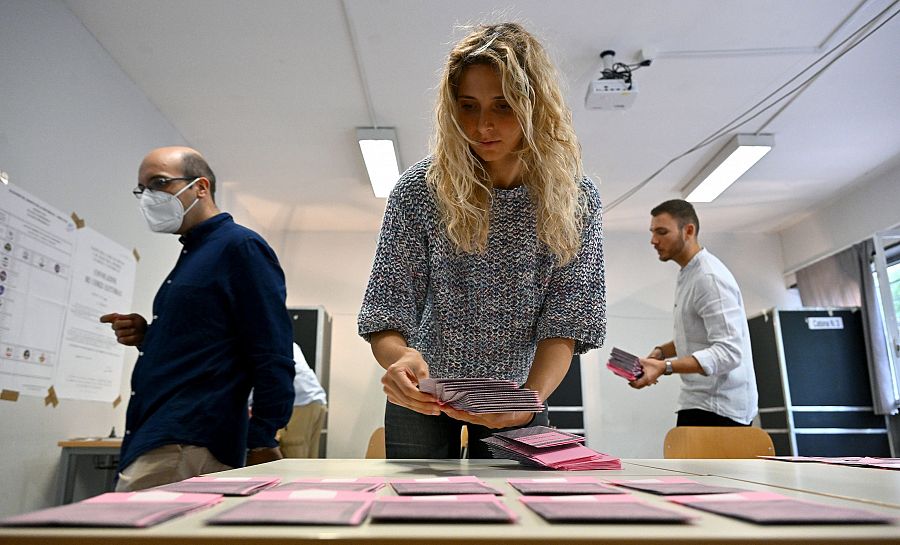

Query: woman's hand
[[439, 406, 534, 429], [381, 347, 442, 415]]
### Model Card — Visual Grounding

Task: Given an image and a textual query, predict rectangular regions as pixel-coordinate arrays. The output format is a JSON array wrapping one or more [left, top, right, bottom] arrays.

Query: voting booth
[[748, 308, 892, 456]]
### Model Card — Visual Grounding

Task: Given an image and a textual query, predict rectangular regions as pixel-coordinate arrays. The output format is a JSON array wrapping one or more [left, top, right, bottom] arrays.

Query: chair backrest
[[459, 425, 469, 459], [365, 427, 386, 459], [663, 426, 775, 459]]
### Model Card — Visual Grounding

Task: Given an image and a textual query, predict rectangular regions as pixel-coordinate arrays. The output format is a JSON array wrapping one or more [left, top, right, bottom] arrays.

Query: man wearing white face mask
[[100, 146, 295, 491]]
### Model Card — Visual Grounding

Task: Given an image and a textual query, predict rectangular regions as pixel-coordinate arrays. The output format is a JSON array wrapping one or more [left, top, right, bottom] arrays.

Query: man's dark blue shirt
[[119, 213, 294, 471]]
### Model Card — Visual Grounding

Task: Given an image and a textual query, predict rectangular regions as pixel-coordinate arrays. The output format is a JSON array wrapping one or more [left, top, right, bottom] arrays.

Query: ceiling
[[64, 0, 900, 233]]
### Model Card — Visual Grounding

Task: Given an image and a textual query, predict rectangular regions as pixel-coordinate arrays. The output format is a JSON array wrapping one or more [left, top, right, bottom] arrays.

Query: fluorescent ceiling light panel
[[682, 134, 774, 203], [357, 127, 401, 198]]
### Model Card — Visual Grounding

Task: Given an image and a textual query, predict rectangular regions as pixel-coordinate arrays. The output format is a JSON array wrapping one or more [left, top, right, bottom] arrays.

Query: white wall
[[0, 0, 187, 516], [274, 226, 793, 460], [780, 156, 900, 273]]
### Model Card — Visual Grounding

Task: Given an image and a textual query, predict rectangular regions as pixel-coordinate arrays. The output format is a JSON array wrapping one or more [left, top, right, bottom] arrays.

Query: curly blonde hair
[[428, 22, 585, 265]]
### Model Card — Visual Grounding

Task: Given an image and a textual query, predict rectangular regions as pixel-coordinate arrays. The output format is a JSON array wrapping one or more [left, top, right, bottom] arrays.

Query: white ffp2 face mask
[[139, 178, 200, 233]]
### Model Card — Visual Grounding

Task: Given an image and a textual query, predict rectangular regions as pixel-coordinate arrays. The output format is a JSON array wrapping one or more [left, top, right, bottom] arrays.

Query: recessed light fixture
[[357, 128, 401, 198], [683, 134, 774, 202]]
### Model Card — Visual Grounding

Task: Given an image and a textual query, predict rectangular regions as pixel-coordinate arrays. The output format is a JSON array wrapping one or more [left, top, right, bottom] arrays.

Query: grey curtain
[[796, 241, 898, 415]]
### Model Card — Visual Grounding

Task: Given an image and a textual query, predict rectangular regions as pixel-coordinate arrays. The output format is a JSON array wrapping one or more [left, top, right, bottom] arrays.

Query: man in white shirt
[[279, 343, 328, 457], [631, 199, 758, 426]]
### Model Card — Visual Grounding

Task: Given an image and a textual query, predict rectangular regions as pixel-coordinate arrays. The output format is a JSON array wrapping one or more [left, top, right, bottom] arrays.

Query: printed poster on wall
[[0, 182, 135, 402]]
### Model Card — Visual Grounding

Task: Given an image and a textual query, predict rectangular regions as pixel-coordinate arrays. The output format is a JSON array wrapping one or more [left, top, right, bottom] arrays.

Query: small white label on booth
[[807, 317, 843, 330]]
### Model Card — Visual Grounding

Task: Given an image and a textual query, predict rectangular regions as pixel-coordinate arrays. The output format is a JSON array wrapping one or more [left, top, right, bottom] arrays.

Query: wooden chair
[[663, 426, 775, 459], [365, 427, 385, 459]]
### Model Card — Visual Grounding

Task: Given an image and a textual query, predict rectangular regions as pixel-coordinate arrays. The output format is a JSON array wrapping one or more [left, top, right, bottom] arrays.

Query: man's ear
[[683, 223, 696, 238], [195, 177, 211, 198]]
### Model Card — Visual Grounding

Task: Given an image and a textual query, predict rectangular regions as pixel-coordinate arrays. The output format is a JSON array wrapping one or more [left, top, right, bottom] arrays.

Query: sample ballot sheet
[[0, 182, 134, 401]]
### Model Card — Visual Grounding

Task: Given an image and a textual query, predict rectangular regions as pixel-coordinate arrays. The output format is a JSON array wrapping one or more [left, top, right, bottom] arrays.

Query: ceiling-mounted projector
[[585, 49, 646, 111], [585, 78, 637, 110]]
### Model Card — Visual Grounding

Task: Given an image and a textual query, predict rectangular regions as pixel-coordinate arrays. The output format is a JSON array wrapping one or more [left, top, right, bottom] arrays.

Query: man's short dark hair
[[181, 152, 217, 201], [651, 199, 699, 234]]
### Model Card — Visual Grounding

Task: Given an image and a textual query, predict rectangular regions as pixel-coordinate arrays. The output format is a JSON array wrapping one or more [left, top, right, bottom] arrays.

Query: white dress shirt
[[673, 248, 758, 425], [291, 343, 327, 406]]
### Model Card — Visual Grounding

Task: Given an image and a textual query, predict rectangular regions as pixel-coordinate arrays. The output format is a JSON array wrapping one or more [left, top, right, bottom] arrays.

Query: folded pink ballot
[[507, 477, 624, 495], [152, 475, 280, 496], [606, 477, 746, 495], [271, 477, 385, 492], [521, 494, 693, 523], [206, 490, 374, 526], [370, 494, 517, 522], [667, 491, 895, 524], [0, 491, 222, 528], [389, 476, 502, 495], [494, 426, 584, 448], [483, 426, 622, 471]]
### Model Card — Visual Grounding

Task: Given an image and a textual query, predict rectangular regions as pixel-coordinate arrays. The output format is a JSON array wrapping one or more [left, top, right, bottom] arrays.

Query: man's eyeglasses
[[132, 177, 197, 199]]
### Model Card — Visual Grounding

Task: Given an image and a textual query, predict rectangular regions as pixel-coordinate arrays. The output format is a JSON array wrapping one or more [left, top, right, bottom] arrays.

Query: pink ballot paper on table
[[369, 495, 517, 523], [271, 477, 385, 492], [667, 491, 895, 525], [152, 475, 280, 496], [206, 490, 374, 526], [606, 477, 747, 496], [507, 477, 624, 495], [389, 476, 502, 495], [759, 455, 900, 470], [520, 495, 693, 523], [0, 492, 223, 528]]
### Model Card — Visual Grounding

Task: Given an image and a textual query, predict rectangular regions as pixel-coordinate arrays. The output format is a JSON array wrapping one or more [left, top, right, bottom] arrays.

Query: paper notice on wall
[[54, 227, 135, 402], [0, 182, 134, 402]]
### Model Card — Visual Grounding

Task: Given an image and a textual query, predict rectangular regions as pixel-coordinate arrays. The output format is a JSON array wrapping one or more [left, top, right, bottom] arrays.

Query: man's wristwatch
[[664, 360, 674, 376]]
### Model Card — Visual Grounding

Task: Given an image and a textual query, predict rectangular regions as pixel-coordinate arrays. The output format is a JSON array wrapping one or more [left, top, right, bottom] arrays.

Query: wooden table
[[55, 438, 122, 505], [3, 458, 897, 544]]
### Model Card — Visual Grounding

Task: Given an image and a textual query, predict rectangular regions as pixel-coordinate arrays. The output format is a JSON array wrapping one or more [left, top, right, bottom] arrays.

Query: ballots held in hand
[[606, 347, 644, 381], [418, 377, 544, 413]]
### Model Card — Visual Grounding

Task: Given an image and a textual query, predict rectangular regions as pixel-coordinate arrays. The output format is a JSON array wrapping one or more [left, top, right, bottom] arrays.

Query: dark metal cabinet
[[287, 306, 332, 457], [546, 355, 585, 436]]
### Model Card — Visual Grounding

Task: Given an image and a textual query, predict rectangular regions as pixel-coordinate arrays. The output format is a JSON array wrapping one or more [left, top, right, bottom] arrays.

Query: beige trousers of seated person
[[116, 444, 232, 492], [279, 402, 327, 458]]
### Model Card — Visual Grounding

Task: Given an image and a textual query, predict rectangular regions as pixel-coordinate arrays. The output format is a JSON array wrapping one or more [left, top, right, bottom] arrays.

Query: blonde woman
[[358, 22, 606, 458]]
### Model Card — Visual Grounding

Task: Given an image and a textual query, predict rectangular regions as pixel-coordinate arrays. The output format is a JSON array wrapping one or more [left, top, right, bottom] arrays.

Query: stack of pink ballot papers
[[520, 495, 692, 523], [206, 490, 374, 526], [369, 495, 517, 523], [607, 477, 747, 495], [606, 347, 643, 381], [0, 491, 222, 528], [271, 477, 385, 492], [482, 426, 622, 470], [418, 378, 543, 413], [389, 476, 502, 495], [152, 475, 280, 496], [507, 477, 624, 495], [667, 491, 894, 524]]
